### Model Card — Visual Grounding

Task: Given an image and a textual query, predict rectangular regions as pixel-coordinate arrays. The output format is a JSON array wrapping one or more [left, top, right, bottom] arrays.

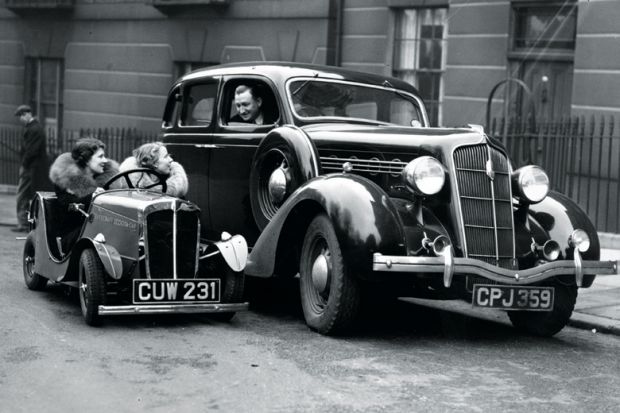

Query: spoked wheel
[[299, 214, 361, 335], [78, 248, 107, 326], [250, 143, 300, 230], [507, 282, 578, 337], [23, 231, 47, 290]]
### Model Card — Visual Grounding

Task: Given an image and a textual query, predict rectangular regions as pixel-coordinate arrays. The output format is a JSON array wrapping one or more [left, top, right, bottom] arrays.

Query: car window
[[162, 87, 181, 128], [224, 80, 280, 128], [289, 79, 425, 127], [182, 82, 218, 127]]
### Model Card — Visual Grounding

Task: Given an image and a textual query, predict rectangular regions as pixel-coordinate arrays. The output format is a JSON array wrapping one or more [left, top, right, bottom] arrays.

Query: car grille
[[453, 144, 515, 269], [320, 156, 407, 176], [145, 209, 199, 279]]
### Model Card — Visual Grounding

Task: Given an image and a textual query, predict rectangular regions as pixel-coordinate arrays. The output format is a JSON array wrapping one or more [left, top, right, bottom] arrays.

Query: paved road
[[1, 225, 620, 412]]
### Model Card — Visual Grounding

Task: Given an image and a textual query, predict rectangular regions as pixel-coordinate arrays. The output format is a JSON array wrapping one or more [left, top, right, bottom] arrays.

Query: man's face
[[18, 112, 32, 126], [234, 90, 262, 122]]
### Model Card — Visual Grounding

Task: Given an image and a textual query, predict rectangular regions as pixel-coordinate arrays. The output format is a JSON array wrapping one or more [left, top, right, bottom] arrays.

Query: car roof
[[177, 61, 421, 97]]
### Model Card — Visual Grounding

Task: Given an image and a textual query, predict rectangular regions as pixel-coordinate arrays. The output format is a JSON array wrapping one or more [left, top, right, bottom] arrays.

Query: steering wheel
[[103, 168, 168, 193]]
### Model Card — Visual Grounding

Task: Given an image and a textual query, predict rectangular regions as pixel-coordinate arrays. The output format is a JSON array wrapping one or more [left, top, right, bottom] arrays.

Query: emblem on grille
[[486, 158, 495, 180]]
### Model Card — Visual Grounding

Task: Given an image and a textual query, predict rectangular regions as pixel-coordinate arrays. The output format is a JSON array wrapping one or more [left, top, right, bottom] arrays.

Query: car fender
[[212, 234, 248, 272], [525, 190, 600, 287], [67, 238, 123, 281], [249, 125, 320, 229], [245, 173, 407, 278]]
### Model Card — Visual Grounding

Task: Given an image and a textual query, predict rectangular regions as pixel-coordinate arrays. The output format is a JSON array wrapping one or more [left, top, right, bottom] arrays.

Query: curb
[[568, 313, 620, 336]]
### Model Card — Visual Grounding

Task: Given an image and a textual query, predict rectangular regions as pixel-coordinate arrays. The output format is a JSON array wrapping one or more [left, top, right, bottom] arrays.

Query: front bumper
[[373, 248, 617, 288], [98, 302, 249, 316]]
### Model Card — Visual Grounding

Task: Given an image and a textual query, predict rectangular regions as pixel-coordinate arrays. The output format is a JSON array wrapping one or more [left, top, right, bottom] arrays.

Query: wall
[[572, 0, 620, 119], [0, 0, 333, 132]]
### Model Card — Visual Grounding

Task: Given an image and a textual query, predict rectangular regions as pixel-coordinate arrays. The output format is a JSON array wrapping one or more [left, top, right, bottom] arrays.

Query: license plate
[[133, 279, 220, 304], [472, 284, 554, 311]]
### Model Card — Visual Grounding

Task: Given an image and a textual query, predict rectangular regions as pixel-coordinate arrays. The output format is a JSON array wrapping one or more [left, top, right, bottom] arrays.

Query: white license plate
[[132, 279, 220, 304], [472, 284, 554, 311]]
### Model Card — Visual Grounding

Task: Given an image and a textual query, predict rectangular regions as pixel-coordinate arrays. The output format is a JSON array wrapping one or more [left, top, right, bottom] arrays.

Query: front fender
[[245, 173, 407, 278], [67, 238, 123, 281], [524, 190, 600, 287]]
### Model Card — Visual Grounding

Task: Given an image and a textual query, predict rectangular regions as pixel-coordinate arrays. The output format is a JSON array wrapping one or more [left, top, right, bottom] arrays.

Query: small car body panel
[[213, 234, 248, 272]]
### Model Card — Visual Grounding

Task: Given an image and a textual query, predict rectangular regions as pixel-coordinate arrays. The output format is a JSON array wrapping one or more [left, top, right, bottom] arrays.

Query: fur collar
[[119, 156, 188, 198], [49, 152, 119, 198]]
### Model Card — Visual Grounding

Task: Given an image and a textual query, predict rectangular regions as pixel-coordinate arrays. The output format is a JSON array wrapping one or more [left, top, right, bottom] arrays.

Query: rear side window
[[182, 82, 218, 127]]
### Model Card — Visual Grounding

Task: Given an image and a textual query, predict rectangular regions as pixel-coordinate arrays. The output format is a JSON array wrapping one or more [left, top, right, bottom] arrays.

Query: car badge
[[486, 158, 495, 180]]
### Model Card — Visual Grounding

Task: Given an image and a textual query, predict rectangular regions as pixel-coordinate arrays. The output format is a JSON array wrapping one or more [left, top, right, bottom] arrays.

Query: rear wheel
[[78, 248, 107, 326], [299, 214, 361, 335], [23, 231, 47, 290], [508, 282, 578, 337]]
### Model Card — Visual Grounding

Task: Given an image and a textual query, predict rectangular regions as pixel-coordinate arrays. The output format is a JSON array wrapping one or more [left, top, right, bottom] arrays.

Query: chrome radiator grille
[[454, 144, 515, 269]]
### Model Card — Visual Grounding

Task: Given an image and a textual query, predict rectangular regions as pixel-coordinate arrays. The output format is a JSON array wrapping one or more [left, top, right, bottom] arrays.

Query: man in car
[[230, 84, 267, 125]]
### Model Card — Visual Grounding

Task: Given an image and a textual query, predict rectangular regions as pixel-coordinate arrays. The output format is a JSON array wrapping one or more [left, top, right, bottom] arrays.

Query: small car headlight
[[512, 165, 549, 203], [402, 156, 445, 195], [568, 229, 590, 253]]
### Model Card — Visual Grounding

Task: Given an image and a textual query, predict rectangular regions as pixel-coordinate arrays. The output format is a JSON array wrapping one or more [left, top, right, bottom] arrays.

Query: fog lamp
[[569, 229, 590, 253]]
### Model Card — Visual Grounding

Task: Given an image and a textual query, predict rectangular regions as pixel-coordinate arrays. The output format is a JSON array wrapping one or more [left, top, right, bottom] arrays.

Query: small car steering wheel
[[103, 168, 168, 193]]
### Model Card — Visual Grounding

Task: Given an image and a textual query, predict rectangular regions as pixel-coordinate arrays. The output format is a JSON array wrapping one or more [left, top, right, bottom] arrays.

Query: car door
[[208, 76, 282, 245], [163, 77, 220, 234]]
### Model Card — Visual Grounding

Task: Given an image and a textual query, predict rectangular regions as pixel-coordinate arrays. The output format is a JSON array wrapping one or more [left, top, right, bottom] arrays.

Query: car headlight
[[402, 156, 445, 195], [512, 165, 549, 203], [568, 229, 590, 253]]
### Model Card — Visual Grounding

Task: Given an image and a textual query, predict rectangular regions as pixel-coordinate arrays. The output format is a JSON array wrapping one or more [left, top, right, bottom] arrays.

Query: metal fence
[[0, 126, 158, 187], [489, 115, 620, 233]]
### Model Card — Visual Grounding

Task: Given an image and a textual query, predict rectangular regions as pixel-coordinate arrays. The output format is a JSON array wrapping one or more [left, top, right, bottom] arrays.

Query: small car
[[21, 168, 248, 326], [161, 62, 617, 336]]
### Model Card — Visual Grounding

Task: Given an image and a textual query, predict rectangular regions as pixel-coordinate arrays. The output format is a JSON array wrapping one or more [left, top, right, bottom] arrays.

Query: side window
[[162, 87, 181, 128], [225, 80, 279, 127], [182, 82, 218, 127]]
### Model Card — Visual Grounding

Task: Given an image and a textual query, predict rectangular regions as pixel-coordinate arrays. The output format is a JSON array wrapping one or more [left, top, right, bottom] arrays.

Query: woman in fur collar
[[119, 142, 188, 198], [49, 138, 119, 251]]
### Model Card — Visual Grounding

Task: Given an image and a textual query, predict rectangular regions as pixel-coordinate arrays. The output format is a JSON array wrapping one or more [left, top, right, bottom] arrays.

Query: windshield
[[288, 79, 426, 127]]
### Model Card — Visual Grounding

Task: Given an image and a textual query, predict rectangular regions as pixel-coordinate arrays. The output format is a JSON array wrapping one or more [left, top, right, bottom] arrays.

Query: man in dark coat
[[13, 104, 50, 232]]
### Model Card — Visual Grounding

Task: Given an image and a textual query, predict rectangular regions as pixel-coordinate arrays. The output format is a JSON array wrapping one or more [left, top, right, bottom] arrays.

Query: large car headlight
[[402, 156, 445, 195], [512, 165, 549, 204]]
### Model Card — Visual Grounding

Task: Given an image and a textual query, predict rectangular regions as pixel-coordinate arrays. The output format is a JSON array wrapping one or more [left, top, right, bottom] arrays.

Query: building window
[[174, 61, 218, 80], [393, 8, 447, 126], [513, 3, 577, 52], [25, 57, 64, 133]]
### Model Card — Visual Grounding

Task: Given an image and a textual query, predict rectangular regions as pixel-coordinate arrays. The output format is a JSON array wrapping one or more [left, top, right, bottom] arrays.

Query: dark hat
[[14, 104, 32, 116]]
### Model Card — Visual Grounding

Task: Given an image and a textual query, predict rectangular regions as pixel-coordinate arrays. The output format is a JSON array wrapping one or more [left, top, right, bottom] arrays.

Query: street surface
[[1, 224, 619, 412]]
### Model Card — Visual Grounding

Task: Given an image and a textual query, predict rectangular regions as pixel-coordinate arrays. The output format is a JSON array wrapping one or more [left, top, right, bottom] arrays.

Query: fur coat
[[118, 156, 188, 198], [49, 152, 120, 206]]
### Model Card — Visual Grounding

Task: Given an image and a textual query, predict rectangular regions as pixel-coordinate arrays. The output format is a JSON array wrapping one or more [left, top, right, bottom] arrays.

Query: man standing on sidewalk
[[12, 104, 49, 233]]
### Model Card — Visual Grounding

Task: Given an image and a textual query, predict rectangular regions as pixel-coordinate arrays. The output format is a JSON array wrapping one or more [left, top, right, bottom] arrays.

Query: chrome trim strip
[[372, 253, 617, 285], [574, 248, 583, 287], [487, 145, 500, 265], [98, 302, 249, 315], [173, 199, 177, 280]]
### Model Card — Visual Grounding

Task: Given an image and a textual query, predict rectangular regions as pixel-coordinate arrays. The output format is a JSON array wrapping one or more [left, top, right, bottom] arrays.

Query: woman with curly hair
[[119, 141, 188, 198], [49, 138, 119, 251]]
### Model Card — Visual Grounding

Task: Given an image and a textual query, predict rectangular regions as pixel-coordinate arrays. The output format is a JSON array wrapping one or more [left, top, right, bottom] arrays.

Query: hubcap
[[311, 253, 330, 294], [268, 166, 288, 205]]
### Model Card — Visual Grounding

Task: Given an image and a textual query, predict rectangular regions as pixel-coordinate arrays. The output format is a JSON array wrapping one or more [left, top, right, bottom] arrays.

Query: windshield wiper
[[292, 72, 319, 96]]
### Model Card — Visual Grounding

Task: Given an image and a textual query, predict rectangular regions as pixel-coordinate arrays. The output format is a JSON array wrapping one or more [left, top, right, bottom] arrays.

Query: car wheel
[[212, 266, 246, 322], [507, 282, 578, 337], [23, 231, 47, 290], [299, 214, 361, 335], [250, 142, 300, 230], [78, 248, 107, 326]]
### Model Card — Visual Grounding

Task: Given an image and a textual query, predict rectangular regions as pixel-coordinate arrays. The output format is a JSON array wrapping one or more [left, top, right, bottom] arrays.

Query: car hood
[[301, 123, 492, 162]]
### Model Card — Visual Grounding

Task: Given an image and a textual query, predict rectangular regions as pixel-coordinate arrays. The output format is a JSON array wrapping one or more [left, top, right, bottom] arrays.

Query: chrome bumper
[[373, 249, 618, 288], [98, 302, 249, 316]]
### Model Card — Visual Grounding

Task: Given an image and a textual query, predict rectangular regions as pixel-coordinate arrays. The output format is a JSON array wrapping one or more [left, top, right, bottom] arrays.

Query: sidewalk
[[1, 191, 618, 335]]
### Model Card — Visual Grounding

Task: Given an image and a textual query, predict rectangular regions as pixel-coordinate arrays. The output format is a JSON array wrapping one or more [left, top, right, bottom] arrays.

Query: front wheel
[[507, 282, 578, 337], [23, 231, 47, 290], [78, 248, 107, 326], [299, 214, 361, 335], [212, 267, 245, 322]]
